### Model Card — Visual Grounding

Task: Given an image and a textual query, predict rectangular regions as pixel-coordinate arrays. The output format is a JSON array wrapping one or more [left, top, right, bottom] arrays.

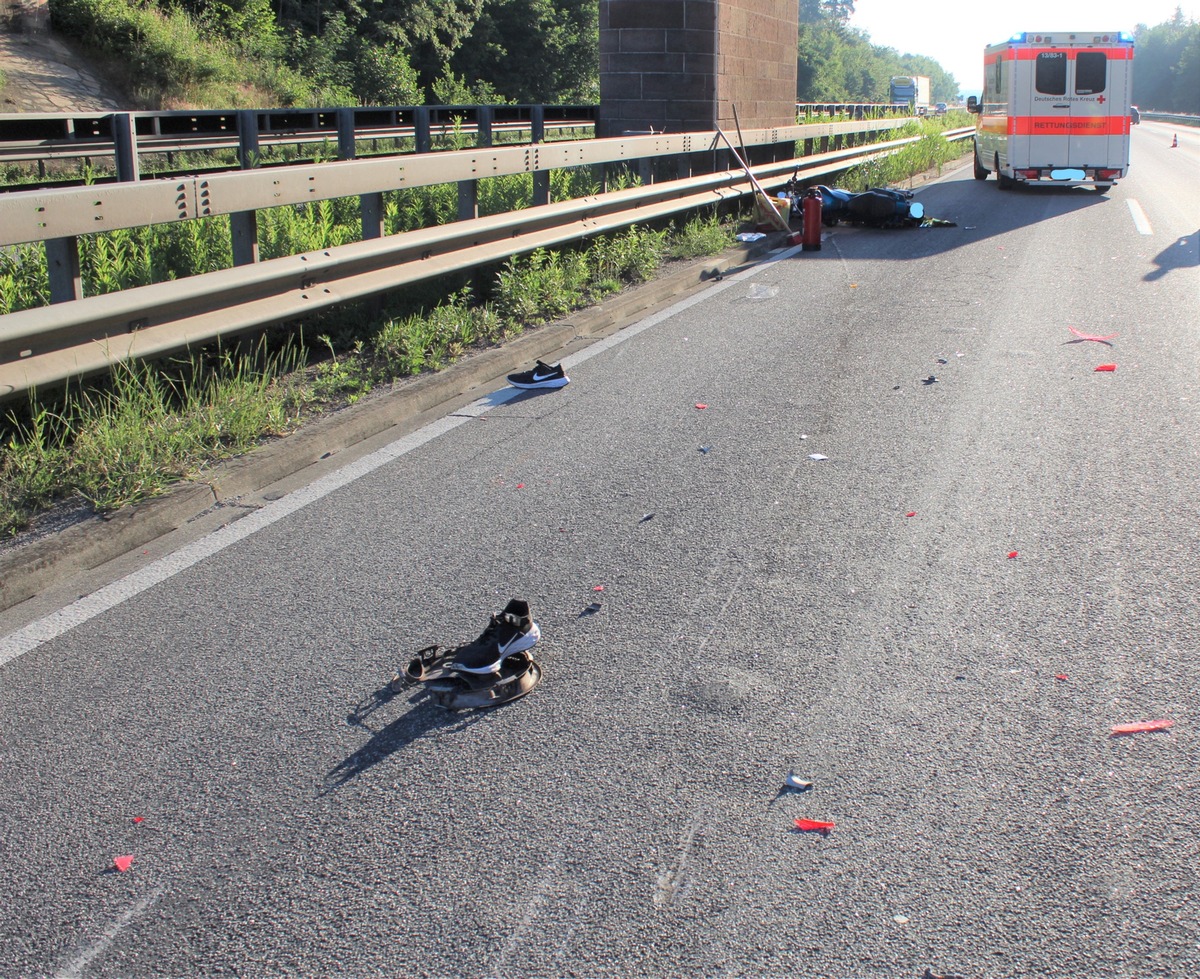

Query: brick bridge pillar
[[599, 0, 798, 148]]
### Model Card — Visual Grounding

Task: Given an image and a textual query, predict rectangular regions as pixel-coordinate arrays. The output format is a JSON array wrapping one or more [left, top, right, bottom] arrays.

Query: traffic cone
[[1171, 133, 1178, 147]]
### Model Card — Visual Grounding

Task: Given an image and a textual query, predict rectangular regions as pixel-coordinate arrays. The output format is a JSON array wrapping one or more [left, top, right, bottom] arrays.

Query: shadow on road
[[320, 682, 484, 796], [1145, 228, 1199, 281]]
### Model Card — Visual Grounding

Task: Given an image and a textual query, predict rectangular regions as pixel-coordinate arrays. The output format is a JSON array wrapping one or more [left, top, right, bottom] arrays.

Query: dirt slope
[[0, 0, 123, 112]]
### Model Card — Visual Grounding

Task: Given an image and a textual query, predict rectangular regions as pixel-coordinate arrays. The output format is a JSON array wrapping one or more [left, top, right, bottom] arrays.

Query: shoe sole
[[508, 378, 569, 390]]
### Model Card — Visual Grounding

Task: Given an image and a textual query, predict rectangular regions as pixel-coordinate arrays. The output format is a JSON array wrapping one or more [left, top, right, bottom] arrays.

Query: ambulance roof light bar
[[1006, 31, 1135, 44]]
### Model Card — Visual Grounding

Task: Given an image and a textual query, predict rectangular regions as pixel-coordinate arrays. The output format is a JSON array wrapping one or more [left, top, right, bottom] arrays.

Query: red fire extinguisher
[[802, 188, 822, 252]]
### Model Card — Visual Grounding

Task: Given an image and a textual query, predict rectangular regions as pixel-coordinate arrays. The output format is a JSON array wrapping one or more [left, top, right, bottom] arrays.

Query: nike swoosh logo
[[531, 371, 559, 381]]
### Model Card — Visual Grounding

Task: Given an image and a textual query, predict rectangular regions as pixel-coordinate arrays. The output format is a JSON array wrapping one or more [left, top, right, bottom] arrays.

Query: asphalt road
[[1, 124, 1198, 979]]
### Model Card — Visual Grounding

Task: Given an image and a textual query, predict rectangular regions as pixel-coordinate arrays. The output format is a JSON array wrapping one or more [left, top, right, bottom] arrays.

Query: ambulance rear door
[[1068, 46, 1129, 171], [1023, 47, 1071, 168]]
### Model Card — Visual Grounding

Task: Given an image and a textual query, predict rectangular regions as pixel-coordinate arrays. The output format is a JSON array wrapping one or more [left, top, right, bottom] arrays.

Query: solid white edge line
[[0, 243, 803, 667], [1126, 199, 1153, 235]]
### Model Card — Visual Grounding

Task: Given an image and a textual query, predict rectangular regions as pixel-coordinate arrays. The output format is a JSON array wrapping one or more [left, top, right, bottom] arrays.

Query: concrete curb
[[0, 235, 783, 612]]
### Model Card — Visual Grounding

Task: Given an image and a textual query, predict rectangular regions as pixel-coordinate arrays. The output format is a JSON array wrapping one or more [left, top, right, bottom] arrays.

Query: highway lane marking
[[0, 243, 804, 667], [1126, 199, 1153, 235], [53, 885, 165, 979]]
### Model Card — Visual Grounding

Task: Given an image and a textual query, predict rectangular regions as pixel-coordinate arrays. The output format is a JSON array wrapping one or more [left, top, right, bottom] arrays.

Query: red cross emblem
[[1097, 95, 1106, 103]]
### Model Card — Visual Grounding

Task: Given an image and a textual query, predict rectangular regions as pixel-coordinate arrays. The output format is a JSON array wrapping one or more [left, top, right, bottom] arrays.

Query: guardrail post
[[457, 179, 478, 221], [477, 105, 493, 148], [112, 113, 140, 183], [531, 105, 549, 207], [231, 110, 260, 266], [414, 107, 431, 155], [338, 107, 385, 239], [46, 237, 82, 304]]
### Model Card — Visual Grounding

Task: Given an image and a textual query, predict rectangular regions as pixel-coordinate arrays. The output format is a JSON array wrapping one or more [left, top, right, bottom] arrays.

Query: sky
[[847, 0, 1199, 96]]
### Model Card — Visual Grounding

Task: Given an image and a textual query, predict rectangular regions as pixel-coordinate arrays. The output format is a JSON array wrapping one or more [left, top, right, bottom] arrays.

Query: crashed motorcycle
[[813, 184, 925, 228], [783, 171, 927, 229]]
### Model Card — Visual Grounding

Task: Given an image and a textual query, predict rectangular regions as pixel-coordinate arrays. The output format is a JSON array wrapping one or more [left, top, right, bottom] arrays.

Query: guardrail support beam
[[231, 212, 259, 266], [531, 106, 549, 207], [45, 237, 82, 304], [112, 113, 140, 183], [361, 193, 384, 240]]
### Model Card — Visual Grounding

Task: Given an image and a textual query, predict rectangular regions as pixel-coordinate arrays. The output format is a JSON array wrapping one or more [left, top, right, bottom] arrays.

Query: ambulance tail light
[[1096, 169, 1122, 180], [1016, 169, 1040, 179]]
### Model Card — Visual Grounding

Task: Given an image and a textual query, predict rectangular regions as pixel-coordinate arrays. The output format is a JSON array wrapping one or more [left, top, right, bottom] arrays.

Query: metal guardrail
[[0, 121, 974, 400], [0, 104, 598, 170], [1140, 111, 1200, 127]]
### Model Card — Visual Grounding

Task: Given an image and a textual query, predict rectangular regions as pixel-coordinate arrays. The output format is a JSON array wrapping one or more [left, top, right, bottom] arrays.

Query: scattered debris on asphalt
[[1055, 674, 1069, 682], [1007, 551, 1019, 559], [1068, 326, 1118, 344], [922, 376, 938, 385], [113, 855, 134, 872], [698, 445, 712, 454], [783, 772, 813, 792], [695, 403, 708, 410], [1111, 719, 1173, 736], [808, 453, 828, 461], [1094, 364, 1117, 372], [580, 602, 602, 616], [639, 513, 654, 524], [736, 232, 766, 242], [794, 818, 835, 833]]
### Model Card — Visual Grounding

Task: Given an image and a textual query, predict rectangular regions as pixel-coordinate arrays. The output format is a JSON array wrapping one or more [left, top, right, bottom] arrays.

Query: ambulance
[[966, 32, 1135, 192]]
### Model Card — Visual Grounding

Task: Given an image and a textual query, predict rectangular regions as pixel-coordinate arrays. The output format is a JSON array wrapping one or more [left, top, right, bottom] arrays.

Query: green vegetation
[[1134, 13, 1200, 113], [836, 114, 973, 189], [0, 214, 725, 537]]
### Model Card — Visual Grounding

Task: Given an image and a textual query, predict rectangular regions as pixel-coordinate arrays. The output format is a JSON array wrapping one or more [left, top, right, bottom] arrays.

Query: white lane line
[[54, 885, 165, 979], [1127, 198, 1153, 235], [0, 244, 802, 667]]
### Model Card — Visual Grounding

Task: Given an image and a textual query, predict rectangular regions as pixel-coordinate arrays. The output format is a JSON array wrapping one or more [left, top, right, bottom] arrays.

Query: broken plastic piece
[[1055, 674, 1069, 681], [639, 513, 654, 523], [1069, 326, 1118, 343], [695, 403, 708, 410], [698, 445, 712, 454], [1094, 364, 1117, 372], [905, 511, 917, 518], [132, 816, 144, 824], [1111, 719, 1173, 735], [783, 773, 813, 792], [593, 585, 604, 592], [515, 483, 525, 489], [113, 855, 134, 873], [794, 818, 835, 832], [922, 376, 938, 385], [1007, 551, 1019, 559], [581, 602, 602, 616], [735, 232, 765, 242], [808, 453, 828, 461]]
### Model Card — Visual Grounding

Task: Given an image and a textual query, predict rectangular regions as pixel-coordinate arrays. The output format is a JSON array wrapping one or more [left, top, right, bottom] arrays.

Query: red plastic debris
[[1069, 326, 1118, 342], [905, 511, 917, 518], [1111, 719, 1174, 736], [794, 818, 835, 833], [1054, 674, 1069, 682], [1007, 551, 1019, 559], [593, 585, 604, 592], [132, 816, 144, 824], [695, 403, 708, 410], [515, 483, 525, 489], [113, 855, 134, 873], [1094, 364, 1117, 372]]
